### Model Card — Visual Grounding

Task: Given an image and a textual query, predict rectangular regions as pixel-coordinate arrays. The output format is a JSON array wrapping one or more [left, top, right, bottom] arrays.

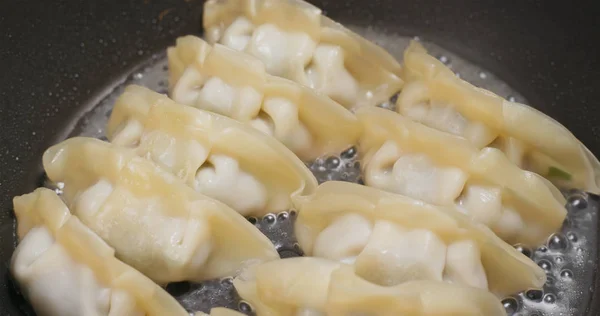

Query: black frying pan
[[1, 0, 600, 315]]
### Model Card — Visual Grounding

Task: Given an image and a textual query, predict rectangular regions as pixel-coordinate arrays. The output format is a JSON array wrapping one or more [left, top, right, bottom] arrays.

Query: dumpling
[[167, 36, 360, 160], [42, 137, 279, 284], [357, 106, 567, 246], [293, 181, 545, 297], [234, 257, 340, 316], [195, 308, 246, 316], [106, 85, 317, 216], [202, 0, 403, 110], [11, 188, 188, 316], [233, 257, 505, 316], [328, 265, 505, 316], [398, 41, 600, 192]]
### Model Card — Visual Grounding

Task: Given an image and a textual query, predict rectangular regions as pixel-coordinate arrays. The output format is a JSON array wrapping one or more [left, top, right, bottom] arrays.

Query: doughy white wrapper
[[11, 188, 188, 316], [357, 106, 567, 246], [202, 0, 403, 110], [398, 41, 600, 193], [106, 85, 317, 216], [168, 35, 361, 160], [42, 137, 279, 284], [233, 257, 505, 316], [293, 181, 545, 297]]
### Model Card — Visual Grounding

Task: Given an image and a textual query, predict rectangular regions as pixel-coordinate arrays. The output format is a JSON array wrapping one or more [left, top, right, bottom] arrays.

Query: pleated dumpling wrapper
[[203, 0, 403, 110], [293, 181, 545, 297], [233, 257, 506, 316], [398, 41, 600, 192], [106, 85, 317, 216], [167, 36, 360, 161], [357, 106, 567, 246], [11, 188, 189, 316], [42, 137, 279, 284]]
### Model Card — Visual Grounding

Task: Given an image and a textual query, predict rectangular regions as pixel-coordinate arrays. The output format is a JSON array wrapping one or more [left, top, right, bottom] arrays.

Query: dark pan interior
[[1, 0, 600, 315]]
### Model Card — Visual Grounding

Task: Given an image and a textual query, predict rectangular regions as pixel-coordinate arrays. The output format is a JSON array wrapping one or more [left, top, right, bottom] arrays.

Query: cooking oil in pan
[[55, 30, 598, 316]]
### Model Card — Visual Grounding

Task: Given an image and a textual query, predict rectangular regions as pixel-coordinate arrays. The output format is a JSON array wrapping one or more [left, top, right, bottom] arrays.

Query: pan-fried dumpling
[[202, 0, 403, 110], [195, 308, 246, 316], [11, 188, 188, 316], [357, 106, 566, 246], [42, 137, 279, 284], [293, 181, 545, 297], [167, 36, 360, 160], [106, 85, 317, 216], [233, 257, 505, 316], [328, 265, 505, 316], [233, 258, 340, 316], [398, 41, 600, 192]]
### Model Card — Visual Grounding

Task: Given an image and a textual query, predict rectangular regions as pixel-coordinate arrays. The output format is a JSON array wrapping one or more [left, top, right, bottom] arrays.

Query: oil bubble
[[555, 256, 564, 264], [566, 232, 578, 242], [567, 194, 588, 210], [543, 293, 556, 304], [263, 214, 276, 224], [537, 259, 552, 272], [238, 301, 253, 313], [547, 233, 569, 251], [525, 289, 544, 302], [277, 212, 289, 221], [560, 269, 573, 280], [325, 156, 341, 169], [502, 297, 519, 315], [341, 146, 357, 159]]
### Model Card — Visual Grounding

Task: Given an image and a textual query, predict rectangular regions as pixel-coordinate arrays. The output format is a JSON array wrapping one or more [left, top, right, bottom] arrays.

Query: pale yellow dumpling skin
[[203, 0, 403, 110], [11, 188, 189, 316], [293, 181, 546, 298], [42, 137, 279, 285], [107, 85, 318, 217], [398, 41, 600, 193], [167, 36, 361, 161], [357, 106, 566, 246], [233, 257, 507, 316]]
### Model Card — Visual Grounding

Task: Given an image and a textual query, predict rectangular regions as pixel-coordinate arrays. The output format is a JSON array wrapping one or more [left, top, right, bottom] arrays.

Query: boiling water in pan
[[57, 29, 598, 316]]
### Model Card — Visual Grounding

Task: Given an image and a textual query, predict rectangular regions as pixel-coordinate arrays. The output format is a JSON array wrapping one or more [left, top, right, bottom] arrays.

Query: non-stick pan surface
[[1, 0, 600, 315]]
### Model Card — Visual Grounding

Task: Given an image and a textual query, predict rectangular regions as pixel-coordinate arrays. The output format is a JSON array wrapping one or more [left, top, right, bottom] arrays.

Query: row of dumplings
[[12, 182, 537, 316], [11, 0, 600, 315], [200, 0, 600, 194], [167, 34, 570, 245]]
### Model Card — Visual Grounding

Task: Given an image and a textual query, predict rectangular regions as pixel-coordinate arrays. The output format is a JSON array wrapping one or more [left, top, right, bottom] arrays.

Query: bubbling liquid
[[41, 30, 597, 316]]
